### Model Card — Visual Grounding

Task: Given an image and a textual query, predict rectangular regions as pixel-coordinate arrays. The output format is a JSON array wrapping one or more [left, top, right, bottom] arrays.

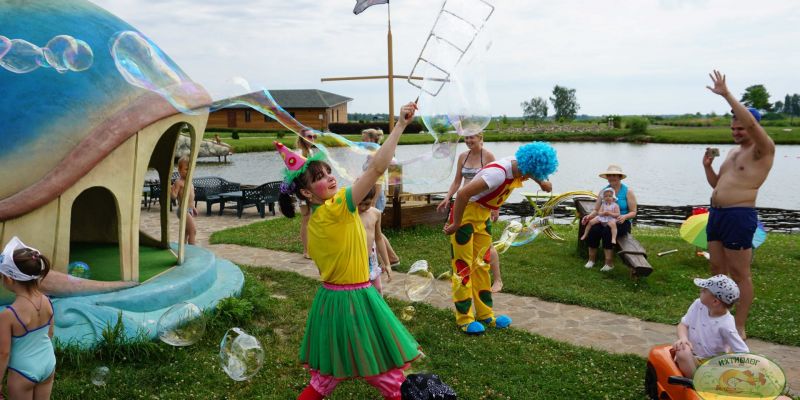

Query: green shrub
[[276, 131, 286, 138], [627, 117, 649, 134], [231, 131, 240, 140]]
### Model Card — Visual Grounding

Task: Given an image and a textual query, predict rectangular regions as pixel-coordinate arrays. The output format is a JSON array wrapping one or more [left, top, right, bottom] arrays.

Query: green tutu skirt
[[299, 284, 421, 379]]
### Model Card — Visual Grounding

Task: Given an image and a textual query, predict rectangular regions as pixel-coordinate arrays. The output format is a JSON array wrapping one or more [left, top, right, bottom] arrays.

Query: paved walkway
[[141, 206, 799, 393]]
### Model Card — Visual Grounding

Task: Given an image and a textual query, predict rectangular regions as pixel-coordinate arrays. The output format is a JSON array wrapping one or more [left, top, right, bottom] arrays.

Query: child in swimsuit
[[0, 236, 56, 399], [358, 187, 391, 295], [277, 102, 421, 400], [170, 156, 197, 245]]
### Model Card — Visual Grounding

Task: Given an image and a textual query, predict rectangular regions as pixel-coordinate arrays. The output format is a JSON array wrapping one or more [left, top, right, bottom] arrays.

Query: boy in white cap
[[672, 274, 749, 377]]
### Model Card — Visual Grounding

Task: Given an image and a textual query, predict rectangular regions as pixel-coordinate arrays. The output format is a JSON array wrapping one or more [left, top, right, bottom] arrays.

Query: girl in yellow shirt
[[276, 102, 420, 400]]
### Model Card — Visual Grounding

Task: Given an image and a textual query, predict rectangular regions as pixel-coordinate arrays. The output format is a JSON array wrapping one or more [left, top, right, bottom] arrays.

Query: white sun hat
[[0, 236, 43, 281]]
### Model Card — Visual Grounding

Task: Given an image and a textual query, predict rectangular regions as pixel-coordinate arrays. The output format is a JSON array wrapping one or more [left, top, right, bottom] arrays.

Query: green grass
[[211, 219, 800, 346], [69, 243, 176, 282], [645, 125, 800, 144], [53, 268, 646, 399], [207, 125, 800, 154]]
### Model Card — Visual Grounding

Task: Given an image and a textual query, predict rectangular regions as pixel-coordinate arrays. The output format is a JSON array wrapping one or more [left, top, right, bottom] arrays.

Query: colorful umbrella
[[680, 213, 709, 249], [679, 213, 768, 250]]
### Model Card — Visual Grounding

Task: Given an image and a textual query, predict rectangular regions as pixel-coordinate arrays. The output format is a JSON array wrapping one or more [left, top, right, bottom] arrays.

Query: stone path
[[140, 206, 800, 394]]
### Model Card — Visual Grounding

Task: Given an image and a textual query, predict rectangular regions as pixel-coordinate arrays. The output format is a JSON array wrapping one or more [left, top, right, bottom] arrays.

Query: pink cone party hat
[[275, 141, 306, 172]]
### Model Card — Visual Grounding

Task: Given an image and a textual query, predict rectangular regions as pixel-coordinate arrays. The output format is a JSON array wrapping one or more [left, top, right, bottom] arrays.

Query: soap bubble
[[511, 217, 543, 247], [404, 260, 435, 302], [211, 85, 456, 188], [0, 39, 44, 73], [219, 327, 265, 381], [445, 43, 492, 137], [157, 302, 206, 346], [67, 261, 91, 279], [493, 221, 523, 254], [110, 31, 207, 114], [43, 35, 93, 73], [400, 305, 416, 321], [91, 366, 110, 386], [434, 270, 455, 297], [0, 36, 10, 59]]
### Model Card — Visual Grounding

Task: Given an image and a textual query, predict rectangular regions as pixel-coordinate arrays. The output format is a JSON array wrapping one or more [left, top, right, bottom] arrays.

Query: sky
[[91, 0, 800, 117]]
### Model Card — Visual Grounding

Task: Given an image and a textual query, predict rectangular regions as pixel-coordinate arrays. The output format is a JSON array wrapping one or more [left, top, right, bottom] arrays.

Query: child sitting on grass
[[673, 275, 749, 377], [358, 188, 391, 295]]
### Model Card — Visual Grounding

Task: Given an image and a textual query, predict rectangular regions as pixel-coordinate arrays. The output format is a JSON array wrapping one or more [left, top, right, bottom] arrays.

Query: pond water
[[161, 142, 800, 209]]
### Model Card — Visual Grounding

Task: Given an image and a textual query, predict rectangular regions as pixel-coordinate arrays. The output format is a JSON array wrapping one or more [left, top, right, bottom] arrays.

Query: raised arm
[[351, 102, 417, 205], [702, 148, 719, 188], [707, 70, 775, 156]]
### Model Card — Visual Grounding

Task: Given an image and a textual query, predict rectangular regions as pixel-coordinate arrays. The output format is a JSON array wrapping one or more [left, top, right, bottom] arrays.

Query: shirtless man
[[703, 70, 775, 339]]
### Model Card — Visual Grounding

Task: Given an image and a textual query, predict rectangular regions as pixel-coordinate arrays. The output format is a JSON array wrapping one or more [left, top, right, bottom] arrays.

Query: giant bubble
[[157, 302, 206, 346], [219, 327, 265, 381]]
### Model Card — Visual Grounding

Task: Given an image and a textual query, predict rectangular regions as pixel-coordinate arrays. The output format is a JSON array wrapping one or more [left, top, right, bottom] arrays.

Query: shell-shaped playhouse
[[0, 1, 243, 346]]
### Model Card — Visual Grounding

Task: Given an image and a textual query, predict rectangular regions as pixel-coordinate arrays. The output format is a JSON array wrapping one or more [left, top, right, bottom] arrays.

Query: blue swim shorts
[[706, 207, 757, 250]]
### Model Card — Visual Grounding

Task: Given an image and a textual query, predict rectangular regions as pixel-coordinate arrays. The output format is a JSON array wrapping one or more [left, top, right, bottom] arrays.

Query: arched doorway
[[70, 186, 122, 280]]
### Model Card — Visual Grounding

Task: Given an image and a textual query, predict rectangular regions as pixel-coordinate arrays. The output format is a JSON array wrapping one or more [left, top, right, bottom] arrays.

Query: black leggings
[[585, 220, 632, 250]]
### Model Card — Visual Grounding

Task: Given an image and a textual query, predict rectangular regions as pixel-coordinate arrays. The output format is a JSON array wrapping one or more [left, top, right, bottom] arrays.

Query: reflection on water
[[153, 142, 800, 209]]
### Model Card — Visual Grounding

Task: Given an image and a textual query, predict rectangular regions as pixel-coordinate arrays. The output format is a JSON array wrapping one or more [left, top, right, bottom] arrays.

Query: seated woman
[[580, 164, 638, 272]]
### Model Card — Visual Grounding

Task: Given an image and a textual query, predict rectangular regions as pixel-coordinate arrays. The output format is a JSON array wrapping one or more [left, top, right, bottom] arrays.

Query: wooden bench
[[575, 198, 653, 278], [192, 176, 241, 216]]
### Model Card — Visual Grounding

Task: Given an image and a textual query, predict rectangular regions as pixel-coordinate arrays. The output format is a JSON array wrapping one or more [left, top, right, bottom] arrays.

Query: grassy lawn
[[53, 268, 646, 399], [69, 243, 176, 282], [211, 218, 800, 346], [206, 125, 800, 153]]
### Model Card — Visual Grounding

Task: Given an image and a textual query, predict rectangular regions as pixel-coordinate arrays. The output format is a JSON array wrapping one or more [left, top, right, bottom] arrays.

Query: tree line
[[522, 84, 800, 122]]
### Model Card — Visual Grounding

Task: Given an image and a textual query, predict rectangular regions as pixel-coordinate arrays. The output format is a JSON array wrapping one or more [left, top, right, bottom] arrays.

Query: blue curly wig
[[515, 142, 558, 181]]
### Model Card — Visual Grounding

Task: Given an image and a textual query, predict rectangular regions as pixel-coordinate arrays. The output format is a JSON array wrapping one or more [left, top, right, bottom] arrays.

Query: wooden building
[[208, 89, 353, 131]]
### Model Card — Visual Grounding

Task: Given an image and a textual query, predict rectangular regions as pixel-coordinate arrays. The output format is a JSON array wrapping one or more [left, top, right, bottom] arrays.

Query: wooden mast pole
[[387, 2, 395, 131]]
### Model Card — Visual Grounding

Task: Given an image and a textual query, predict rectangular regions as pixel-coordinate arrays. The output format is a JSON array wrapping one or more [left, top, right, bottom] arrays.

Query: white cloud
[[92, 0, 800, 116]]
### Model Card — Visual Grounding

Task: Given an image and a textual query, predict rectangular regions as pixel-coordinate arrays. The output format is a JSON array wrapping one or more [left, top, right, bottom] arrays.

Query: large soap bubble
[[511, 217, 543, 247], [157, 302, 206, 346], [219, 327, 265, 381], [404, 260, 435, 302], [43, 35, 93, 72], [67, 261, 91, 279], [0, 35, 11, 59], [110, 31, 206, 115], [211, 86, 456, 188], [0, 39, 44, 73], [444, 40, 492, 137]]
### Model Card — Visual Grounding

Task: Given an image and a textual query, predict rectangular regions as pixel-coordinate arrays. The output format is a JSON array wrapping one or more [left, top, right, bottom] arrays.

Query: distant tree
[[790, 94, 800, 123], [740, 84, 772, 111], [521, 97, 548, 121], [549, 85, 579, 122], [773, 101, 784, 114]]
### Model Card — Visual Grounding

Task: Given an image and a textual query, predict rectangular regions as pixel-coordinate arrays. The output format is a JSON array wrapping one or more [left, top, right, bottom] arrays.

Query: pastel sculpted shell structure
[[0, 0, 242, 347]]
